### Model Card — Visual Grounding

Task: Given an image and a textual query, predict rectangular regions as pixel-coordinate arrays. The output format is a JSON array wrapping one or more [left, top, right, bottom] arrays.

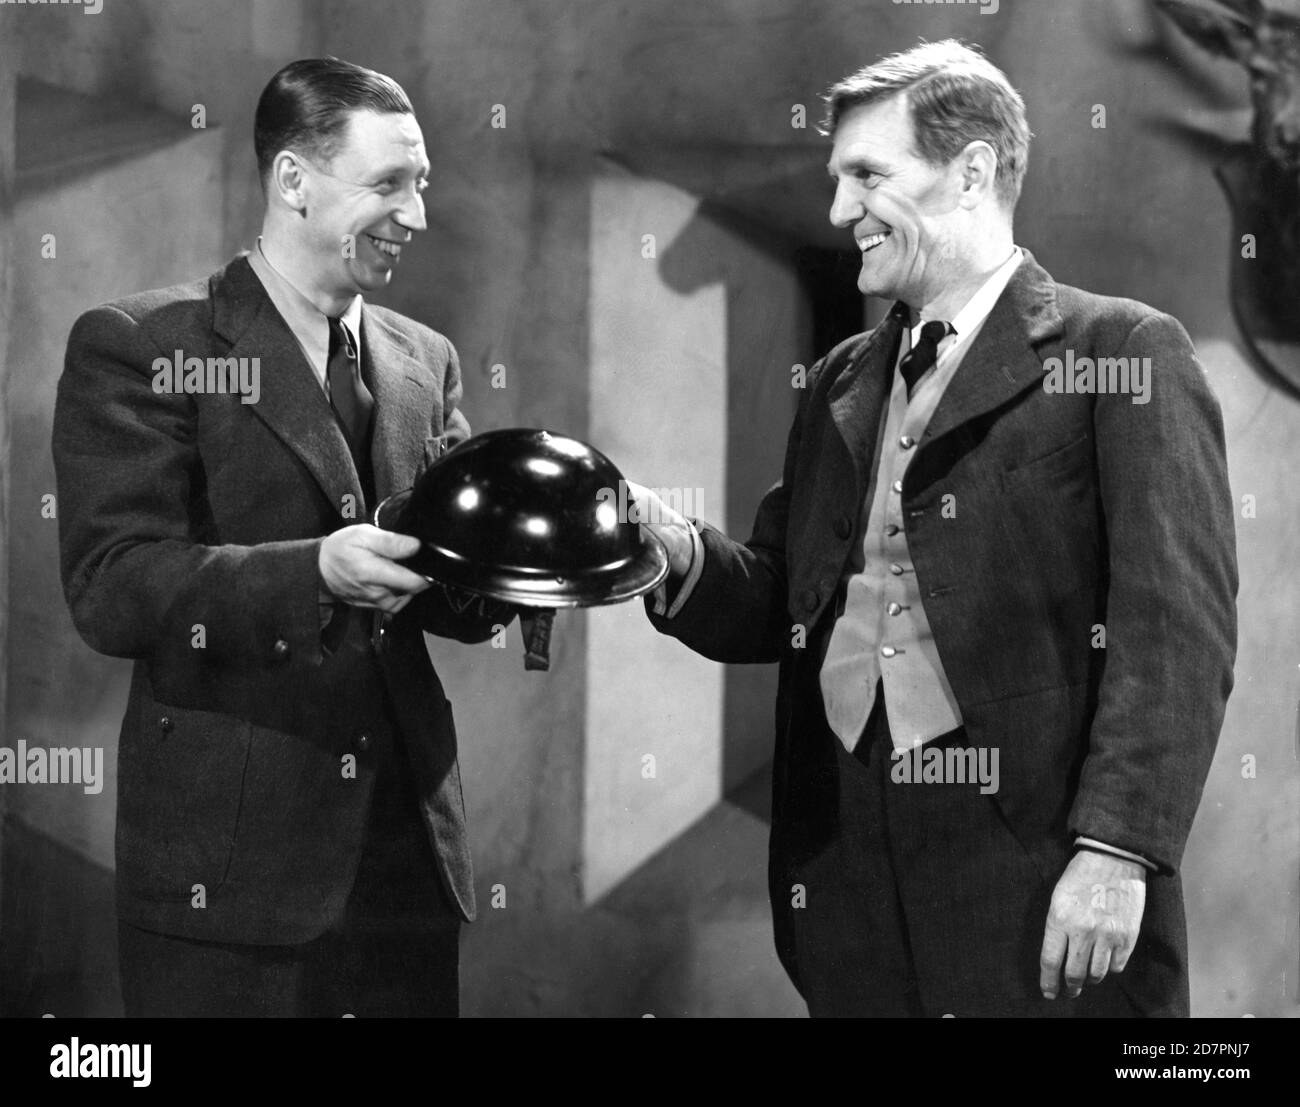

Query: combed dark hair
[[254, 57, 414, 184], [821, 40, 1032, 208]]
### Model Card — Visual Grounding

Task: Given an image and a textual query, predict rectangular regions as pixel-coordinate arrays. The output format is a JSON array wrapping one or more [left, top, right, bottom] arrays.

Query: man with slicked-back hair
[[54, 57, 512, 1017]]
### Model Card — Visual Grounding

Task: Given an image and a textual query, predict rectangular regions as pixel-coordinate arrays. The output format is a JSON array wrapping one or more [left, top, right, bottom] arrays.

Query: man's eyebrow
[[828, 154, 885, 179], [367, 161, 430, 181]]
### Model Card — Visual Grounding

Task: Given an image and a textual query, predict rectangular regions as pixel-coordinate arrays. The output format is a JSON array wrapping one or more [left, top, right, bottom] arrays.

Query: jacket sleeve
[[643, 361, 827, 664], [53, 304, 327, 669], [1068, 312, 1238, 872]]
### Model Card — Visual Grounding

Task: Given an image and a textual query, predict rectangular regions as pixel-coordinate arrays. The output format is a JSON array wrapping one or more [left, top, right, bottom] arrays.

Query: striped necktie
[[326, 315, 374, 465]]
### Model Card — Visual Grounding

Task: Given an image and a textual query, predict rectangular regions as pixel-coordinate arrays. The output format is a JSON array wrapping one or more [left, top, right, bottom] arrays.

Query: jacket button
[[880, 646, 897, 658], [833, 515, 852, 540], [353, 731, 372, 752], [159, 715, 173, 733], [891, 479, 904, 494], [884, 523, 900, 536], [800, 589, 819, 611], [271, 638, 290, 661], [899, 435, 915, 450]]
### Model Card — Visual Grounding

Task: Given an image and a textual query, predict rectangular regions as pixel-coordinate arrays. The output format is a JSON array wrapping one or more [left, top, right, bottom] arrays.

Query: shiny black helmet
[[374, 428, 669, 608]]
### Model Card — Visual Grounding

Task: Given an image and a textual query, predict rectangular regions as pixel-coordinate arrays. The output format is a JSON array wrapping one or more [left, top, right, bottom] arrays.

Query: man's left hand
[[1039, 849, 1146, 1000]]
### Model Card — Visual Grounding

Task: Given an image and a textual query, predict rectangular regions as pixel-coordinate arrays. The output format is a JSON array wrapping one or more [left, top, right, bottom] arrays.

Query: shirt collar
[[908, 245, 1023, 348], [247, 236, 364, 370]]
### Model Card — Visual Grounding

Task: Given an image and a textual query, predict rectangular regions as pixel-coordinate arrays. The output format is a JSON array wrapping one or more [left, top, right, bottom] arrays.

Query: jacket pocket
[[116, 696, 253, 902], [1000, 433, 1093, 489]]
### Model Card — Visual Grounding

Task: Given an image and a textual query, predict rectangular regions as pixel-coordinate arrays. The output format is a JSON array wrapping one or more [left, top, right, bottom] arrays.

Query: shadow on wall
[[652, 167, 867, 799]]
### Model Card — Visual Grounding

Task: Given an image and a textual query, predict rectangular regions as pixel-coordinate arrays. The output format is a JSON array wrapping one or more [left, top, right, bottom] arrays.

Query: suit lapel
[[827, 302, 907, 501], [819, 254, 1062, 524], [212, 256, 362, 516], [361, 305, 432, 506], [922, 250, 1064, 447]]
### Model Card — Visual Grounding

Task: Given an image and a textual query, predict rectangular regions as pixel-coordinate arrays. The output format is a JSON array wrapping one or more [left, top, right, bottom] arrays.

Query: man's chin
[[350, 265, 394, 292], [857, 271, 894, 301]]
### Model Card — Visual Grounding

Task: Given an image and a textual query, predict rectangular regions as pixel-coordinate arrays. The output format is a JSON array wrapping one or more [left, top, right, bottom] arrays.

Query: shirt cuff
[[650, 520, 704, 619], [1074, 836, 1158, 872]]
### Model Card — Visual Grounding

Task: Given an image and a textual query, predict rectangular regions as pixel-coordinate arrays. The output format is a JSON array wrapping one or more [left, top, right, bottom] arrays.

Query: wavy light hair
[[822, 40, 1032, 208]]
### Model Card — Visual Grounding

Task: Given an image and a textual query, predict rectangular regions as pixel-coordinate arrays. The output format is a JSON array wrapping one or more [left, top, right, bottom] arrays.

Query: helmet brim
[[374, 488, 671, 608]]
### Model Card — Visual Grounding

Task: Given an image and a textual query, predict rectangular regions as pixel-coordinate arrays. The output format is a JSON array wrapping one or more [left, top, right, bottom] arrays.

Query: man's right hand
[[318, 525, 433, 614]]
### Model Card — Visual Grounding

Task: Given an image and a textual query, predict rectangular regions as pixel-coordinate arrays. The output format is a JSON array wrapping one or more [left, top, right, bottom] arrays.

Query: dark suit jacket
[[53, 254, 499, 945], [648, 251, 1238, 1014]]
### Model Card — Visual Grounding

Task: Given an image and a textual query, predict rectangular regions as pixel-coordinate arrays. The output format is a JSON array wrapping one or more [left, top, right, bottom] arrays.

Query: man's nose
[[829, 181, 861, 229], [394, 187, 427, 234]]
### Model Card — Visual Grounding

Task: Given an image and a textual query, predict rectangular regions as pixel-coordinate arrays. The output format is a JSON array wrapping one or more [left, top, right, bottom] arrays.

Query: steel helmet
[[374, 428, 669, 608]]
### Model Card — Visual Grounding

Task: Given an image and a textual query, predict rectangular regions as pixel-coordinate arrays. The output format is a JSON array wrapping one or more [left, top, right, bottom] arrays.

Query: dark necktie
[[326, 315, 374, 468], [877, 300, 911, 369], [322, 317, 374, 654], [898, 319, 955, 399]]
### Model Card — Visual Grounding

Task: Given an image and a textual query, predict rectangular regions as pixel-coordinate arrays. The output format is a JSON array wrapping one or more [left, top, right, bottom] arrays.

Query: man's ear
[[955, 141, 998, 209], [1156, 0, 1257, 64], [270, 150, 309, 213]]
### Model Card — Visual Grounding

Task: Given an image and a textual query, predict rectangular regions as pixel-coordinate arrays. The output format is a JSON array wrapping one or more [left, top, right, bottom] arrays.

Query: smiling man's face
[[298, 108, 430, 300], [827, 95, 969, 309]]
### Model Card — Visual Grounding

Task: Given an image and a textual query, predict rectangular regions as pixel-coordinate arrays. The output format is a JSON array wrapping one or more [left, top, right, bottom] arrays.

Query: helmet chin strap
[[521, 609, 557, 671]]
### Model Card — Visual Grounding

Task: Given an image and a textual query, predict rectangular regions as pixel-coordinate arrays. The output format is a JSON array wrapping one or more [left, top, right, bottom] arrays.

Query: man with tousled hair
[[637, 40, 1237, 1017]]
